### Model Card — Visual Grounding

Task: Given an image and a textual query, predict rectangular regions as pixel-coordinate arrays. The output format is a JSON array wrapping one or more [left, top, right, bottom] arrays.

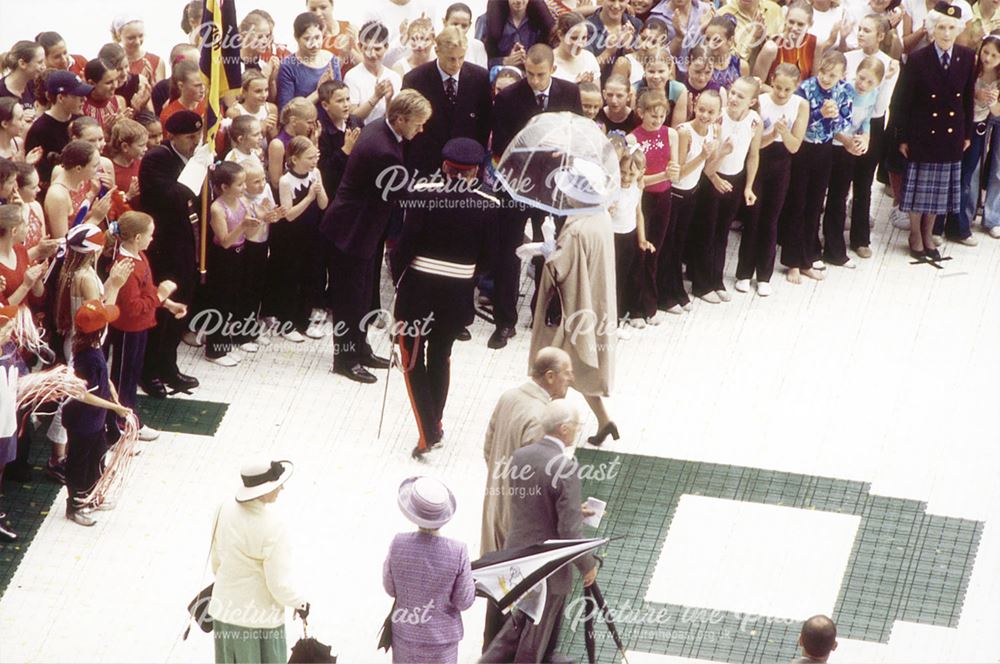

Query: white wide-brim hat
[[235, 460, 294, 503], [397, 476, 456, 529]]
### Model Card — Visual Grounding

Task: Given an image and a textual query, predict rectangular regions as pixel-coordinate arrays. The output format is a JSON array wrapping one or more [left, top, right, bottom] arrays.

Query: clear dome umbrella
[[494, 112, 621, 216]]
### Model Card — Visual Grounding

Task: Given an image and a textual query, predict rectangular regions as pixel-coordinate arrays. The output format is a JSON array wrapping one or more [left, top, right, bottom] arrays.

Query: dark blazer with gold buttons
[[892, 42, 976, 163]]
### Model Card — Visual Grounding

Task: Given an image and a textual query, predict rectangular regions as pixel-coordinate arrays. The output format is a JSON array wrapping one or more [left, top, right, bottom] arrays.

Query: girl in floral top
[[779, 49, 853, 284]]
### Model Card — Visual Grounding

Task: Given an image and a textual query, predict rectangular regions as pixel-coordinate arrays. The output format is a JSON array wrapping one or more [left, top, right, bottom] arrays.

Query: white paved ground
[[3, 190, 1000, 664]]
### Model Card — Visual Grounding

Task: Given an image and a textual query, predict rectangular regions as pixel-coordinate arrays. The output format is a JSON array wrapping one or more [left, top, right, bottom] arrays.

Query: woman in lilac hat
[[383, 476, 476, 663]]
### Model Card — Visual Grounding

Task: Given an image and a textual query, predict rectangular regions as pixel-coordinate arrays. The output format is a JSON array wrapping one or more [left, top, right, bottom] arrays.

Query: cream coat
[[209, 499, 306, 628], [480, 380, 551, 556]]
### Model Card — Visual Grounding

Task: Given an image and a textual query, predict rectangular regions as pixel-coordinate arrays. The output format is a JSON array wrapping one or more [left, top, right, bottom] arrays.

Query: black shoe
[[587, 422, 620, 446], [456, 327, 472, 341], [924, 248, 942, 261], [165, 372, 199, 391], [0, 522, 17, 541], [487, 326, 515, 350], [360, 353, 391, 370], [141, 378, 168, 399], [332, 363, 377, 384]]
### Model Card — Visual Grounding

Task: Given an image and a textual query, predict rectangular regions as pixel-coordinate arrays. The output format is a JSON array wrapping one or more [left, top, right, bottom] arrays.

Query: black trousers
[[738, 143, 791, 283], [65, 427, 108, 507], [301, 216, 329, 314], [398, 328, 456, 451], [822, 145, 857, 265], [328, 245, 375, 367], [613, 230, 638, 320], [691, 172, 744, 296], [483, 602, 507, 654], [637, 189, 672, 317], [243, 239, 268, 323], [142, 261, 195, 383], [206, 244, 250, 357], [781, 142, 834, 270], [850, 115, 885, 249], [661, 185, 698, 309], [493, 202, 546, 329], [266, 221, 311, 333], [107, 328, 147, 414], [480, 591, 567, 663]]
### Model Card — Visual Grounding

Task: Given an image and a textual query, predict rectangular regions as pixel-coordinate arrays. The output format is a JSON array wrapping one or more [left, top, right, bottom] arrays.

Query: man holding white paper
[[137, 110, 212, 398], [481, 399, 598, 663]]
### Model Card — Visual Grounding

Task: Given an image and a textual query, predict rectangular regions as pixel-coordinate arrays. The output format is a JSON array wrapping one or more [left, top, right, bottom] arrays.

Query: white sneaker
[[811, 260, 827, 271], [645, 313, 664, 326], [890, 207, 911, 230], [838, 259, 857, 269], [715, 289, 732, 302], [282, 330, 306, 343], [734, 279, 751, 293], [628, 317, 646, 329], [616, 325, 632, 340], [699, 291, 722, 304], [305, 322, 326, 339], [932, 234, 944, 247], [255, 335, 272, 347], [956, 235, 979, 246], [757, 281, 773, 297], [682, 301, 694, 311], [239, 341, 260, 353], [665, 304, 684, 315], [182, 330, 205, 347], [207, 353, 241, 367], [310, 308, 328, 323], [138, 425, 160, 441], [989, 226, 1000, 238]]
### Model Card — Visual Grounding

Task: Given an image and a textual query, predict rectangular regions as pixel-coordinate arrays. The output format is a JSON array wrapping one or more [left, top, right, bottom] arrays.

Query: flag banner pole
[[198, 0, 243, 283]]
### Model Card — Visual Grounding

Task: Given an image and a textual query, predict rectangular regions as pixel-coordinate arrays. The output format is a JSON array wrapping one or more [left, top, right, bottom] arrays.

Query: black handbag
[[377, 601, 396, 652], [186, 583, 215, 635], [183, 506, 222, 639]]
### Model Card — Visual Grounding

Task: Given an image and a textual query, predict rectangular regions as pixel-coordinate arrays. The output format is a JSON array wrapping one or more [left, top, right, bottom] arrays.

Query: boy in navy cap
[[391, 137, 497, 457]]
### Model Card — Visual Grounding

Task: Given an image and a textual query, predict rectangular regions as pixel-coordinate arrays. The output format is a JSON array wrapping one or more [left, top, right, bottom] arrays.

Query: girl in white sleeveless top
[[690, 77, 762, 303], [736, 64, 808, 296], [660, 89, 722, 313]]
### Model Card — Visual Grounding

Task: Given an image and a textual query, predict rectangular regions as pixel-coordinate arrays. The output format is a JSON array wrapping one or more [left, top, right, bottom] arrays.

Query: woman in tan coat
[[529, 205, 619, 446]]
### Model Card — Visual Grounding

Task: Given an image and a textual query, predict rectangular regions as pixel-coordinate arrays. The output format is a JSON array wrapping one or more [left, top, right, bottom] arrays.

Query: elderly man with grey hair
[[480, 347, 574, 648], [480, 399, 598, 663]]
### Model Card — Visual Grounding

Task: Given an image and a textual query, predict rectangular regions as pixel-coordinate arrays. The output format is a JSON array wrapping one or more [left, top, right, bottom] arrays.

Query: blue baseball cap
[[46, 71, 93, 97]]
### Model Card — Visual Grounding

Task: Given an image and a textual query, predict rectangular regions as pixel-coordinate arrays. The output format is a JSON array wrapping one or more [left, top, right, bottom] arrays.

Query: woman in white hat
[[383, 476, 475, 663], [210, 459, 310, 664]]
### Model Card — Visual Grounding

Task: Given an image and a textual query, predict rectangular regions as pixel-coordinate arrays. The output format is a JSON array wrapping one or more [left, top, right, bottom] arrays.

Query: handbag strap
[[203, 503, 223, 576], [182, 503, 223, 640]]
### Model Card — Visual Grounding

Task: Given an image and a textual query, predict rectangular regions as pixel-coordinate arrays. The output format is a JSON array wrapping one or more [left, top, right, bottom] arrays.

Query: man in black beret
[[137, 110, 208, 398], [390, 137, 497, 457]]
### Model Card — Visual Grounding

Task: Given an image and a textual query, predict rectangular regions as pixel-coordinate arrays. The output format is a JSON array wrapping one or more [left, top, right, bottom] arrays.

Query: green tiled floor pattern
[[135, 395, 228, 437], [563, 451, 983, 663], [0, 426, 62, 598], [0, 397, 227, 599]]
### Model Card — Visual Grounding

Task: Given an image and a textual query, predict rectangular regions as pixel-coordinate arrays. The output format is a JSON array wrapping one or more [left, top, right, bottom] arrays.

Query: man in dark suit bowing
[[320, 89, 433, 384], [489, 44, 583, 350], [401, 26, 492, 176], [137, 110, 206, 398]]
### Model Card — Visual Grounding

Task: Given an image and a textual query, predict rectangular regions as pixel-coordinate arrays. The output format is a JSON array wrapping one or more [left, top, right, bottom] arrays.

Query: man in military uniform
[[137, 110, 205, 398], [391, 138, 497, 458]]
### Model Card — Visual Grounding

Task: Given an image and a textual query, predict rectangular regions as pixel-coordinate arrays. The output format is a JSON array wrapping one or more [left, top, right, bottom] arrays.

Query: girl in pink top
[[629, 89, 679, 326]]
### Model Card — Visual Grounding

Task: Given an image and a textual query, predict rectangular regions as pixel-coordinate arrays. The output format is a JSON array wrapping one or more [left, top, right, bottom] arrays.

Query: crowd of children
[[0, 0, 998, 542]]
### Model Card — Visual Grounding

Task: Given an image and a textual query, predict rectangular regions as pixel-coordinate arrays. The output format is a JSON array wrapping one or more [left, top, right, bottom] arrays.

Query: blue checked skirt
[[900, 161, 962, 215]]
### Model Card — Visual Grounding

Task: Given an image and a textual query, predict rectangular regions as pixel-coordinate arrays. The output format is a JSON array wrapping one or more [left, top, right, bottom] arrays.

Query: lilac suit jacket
[[382, 531, 476, 645]]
